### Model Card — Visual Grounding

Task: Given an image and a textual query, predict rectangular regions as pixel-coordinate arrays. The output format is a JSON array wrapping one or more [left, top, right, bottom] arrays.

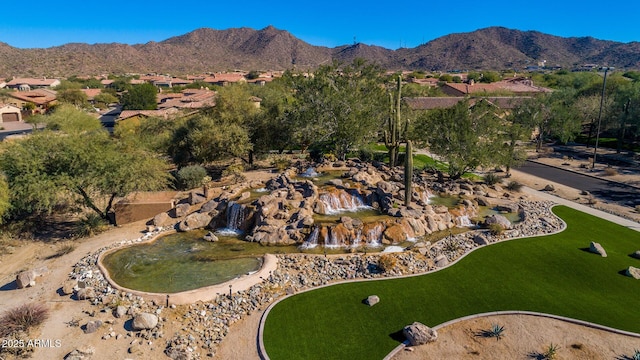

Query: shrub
[[543, 343, 559, 359], [176, 165, 208, 190], [483, 172, 502, 185], [222, 164, 246, 183], [0, 303, 49, 337], [74, 213, 109, 238], [270, 155, 291, 172], [488, 223, 505, 235], [378, 254, 397, 272], [505, 181, 523, 192], [603, 167, 618, 176], [632, 349, 640, 360]]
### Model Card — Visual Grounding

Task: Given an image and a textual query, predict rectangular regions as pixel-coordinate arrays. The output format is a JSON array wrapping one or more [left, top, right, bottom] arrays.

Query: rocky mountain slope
[[1, 26, 638, 77]]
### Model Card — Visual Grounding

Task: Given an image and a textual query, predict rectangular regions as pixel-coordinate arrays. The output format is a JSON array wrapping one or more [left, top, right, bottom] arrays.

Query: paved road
[[517, 160, 640, 208]]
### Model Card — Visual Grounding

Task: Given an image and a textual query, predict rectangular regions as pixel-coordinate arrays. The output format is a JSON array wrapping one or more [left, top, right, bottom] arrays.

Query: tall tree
[[121, 83, 158, 110], [415, 99, 502, 179], [286, 59, 387, 159], [0, 107, 170, 224]]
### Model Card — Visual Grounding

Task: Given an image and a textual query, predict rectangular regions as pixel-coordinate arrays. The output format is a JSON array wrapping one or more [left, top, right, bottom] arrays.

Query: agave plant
[[488, 324, 505, 340], [544, 343, 559, 359]]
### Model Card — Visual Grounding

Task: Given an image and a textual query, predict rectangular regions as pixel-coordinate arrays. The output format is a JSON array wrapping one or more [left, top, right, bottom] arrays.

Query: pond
[[102, 230, 299, 293]]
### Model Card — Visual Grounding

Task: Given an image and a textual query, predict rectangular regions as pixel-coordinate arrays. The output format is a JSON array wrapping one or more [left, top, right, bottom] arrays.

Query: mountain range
[[1, 26, 639, 77]]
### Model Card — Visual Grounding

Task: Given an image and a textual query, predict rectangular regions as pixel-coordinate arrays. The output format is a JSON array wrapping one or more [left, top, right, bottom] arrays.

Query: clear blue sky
[[2, 1, 638, 49]]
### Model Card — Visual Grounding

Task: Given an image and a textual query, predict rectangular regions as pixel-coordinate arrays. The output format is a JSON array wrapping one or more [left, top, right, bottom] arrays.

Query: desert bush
[[483, 172, 502, 185], [378, 254, 397, 272], [222, 164, 246, 183], [543, 343, 559, 359], [46, 242, 76, 259], [635, 205, 640, 214], [74, 213, 109, 238], [0, 303, 49, 337], [603, 167, 618, 176], [442, 238, 461, 252], [176, 165, 208, 190], [488, 223, 505, 235], [505, 181, 523, 192], [270, 155, 291, 172]]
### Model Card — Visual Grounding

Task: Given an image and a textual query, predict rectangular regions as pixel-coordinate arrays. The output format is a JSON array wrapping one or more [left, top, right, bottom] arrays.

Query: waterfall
[[299, 227, 320, 249], [457, 215, 473, 227], [216, 202, 245, 235], [300, 167, 320, 178], [318, 189, 370, 214], [364, 223, 385, 247]]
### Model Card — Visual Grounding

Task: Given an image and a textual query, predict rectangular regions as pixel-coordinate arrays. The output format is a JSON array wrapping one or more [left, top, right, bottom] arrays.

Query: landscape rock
[[83, 320, 102, 334], [114, 305, 127, 318], [365, 295, 380, 306], [434, 254, 449, 268], [75, 287, 96, 300], [152, 212, 172, 227], [626, 266, 640, 280], [496, 202, 520, 213], [64, 345, 95, 360], [132, 312, 158, 330], [473, 234, 489, 246], [485, 214, 512, 230], [203, 231, 219, 242], [403, 322, 438, 346], [16, 270, 36, 288], [173, 203, 191, 218], [177, 212, 212, 232], [589, 241, 607, 257], [543, 184, 555, 192], [61, 279, 78, 295]]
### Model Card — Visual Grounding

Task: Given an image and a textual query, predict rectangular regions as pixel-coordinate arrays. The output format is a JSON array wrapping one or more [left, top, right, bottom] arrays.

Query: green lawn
[[263, 206, 640, 359]]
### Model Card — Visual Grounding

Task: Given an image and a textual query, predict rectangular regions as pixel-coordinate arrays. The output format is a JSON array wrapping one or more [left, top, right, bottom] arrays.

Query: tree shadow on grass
[[0, 279, 17, 291]]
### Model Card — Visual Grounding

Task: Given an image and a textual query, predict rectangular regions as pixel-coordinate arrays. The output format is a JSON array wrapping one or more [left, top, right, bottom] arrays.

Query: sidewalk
[[521, 186, 640, 232]]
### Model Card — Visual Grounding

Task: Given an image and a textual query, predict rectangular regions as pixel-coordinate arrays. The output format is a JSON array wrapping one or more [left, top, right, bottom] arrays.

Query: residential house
[[0, 103, 23, 123], [404, 96, 531, 111], [203, 73, 246, 86], [6, 89, 57, 114], [116, 108, 179, 127], [5, 77, 61, 91], [440, 78, 552, 97], [80, 88, 103, 102], [157, 89, 216, 110]]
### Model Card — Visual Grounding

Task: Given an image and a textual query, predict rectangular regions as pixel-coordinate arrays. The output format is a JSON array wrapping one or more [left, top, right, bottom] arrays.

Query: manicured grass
[[263, 206, 640, 359]]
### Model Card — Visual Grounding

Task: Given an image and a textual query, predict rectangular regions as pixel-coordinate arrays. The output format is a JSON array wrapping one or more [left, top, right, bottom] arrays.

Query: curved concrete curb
[[97, 231, 278, 305], [258, 203, 571, 359], [383, 310, 640, 360]]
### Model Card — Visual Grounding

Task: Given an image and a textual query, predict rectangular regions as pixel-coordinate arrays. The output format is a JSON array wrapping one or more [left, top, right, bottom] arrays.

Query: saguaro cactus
[[404, 139, 413, 207], [384, 75, 402, 167]]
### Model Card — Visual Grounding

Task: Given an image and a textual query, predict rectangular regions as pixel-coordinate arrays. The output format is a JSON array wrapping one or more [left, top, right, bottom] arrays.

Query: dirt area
[[0, 160, 638, 360]]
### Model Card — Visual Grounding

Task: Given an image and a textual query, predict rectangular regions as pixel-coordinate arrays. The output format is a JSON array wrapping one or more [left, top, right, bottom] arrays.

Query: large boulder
[[496, 202, 520, 213], [484, 214, 512, 230], [75, 287, 96, 300], [589, 241, 607, 257], [403, 322, 438, 346], [61, 279, 78, 295], [626, 266, 640, 280], [178, 212, 212, 232], [473, 234, 489, 246], [152, 212, 172, 227], [365, 295, 380, 306], [64, 345, 95, 360], [16, 270, 36, 289], [132, 312, 158, 330], [434, 254, 449, 268], [173, 203, 191, 218]]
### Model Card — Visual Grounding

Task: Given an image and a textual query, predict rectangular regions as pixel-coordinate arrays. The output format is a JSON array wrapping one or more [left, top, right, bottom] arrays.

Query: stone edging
[[96, 230, 278, 305], [257, 204, 571, 360], [383, 310, 640, 360]]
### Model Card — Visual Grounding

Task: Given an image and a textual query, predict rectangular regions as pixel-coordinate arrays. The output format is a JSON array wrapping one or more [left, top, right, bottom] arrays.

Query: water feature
[[299, 167, 320, 178], [101, 231, 272, 293], [216, 201, 247, 235]]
